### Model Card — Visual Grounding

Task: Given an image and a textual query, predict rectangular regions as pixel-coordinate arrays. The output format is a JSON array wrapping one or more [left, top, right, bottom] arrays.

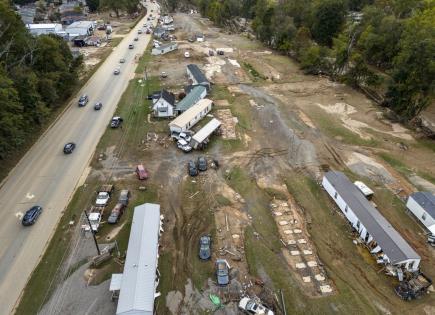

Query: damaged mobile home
[[323, 171, 421, 274]]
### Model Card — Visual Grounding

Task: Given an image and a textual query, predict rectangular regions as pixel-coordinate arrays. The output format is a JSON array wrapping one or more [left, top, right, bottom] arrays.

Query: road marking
[[25, 193, 35, 200]]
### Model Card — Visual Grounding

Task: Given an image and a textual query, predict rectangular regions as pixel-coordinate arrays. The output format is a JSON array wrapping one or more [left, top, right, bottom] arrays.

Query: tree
[[311, 0, 347, 46], [300, 44, 331, 74], [343, 53, 381, 88], [86, 0, 100, 12]]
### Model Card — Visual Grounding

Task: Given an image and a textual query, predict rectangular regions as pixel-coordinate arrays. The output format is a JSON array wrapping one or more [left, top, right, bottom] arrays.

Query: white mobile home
[[169, 99, 213, 135], [191, 118, 221, 149], [151, 42, 178, 55], [406, 192, 435, 235], [26, 23, 63, 36], [66, 21, 95, 36], [110, 203, 161, 315], [323, 171, 420, 274]]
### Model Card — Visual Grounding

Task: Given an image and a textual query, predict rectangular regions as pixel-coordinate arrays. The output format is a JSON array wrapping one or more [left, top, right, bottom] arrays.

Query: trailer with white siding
[[191, 118, 221, 149], [168, 99, 213, 136], [406, 192, 435, 237], [322, 171, 421, 275]]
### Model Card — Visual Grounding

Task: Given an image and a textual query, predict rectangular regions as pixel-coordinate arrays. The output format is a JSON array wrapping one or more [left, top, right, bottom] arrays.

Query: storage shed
[[406, 192, 435, 235], [110, 203, 161, 315], [186, 64, 210, 91], [169, 99, 213, 135], [323, 171, 420, 273], [191, 118, 221, 149], [151, 42, 178, 55], [176, 85, 207, 113]]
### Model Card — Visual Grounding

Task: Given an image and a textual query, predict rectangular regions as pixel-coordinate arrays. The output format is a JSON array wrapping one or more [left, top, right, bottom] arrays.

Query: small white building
[[354, 181, 374, 199], [152, 90, 175, 118], [162, 15, 173, 25], [26, 23, 63, 36], [191, 118, 221, 149], [169, 99, 213, 135], [406, 192, 435, 235], [66, 21, 95, 36], [151, 42, 178, 55], [323, 171, 421, 274]]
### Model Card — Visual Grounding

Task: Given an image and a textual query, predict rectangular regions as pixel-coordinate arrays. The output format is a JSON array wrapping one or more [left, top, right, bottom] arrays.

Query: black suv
[[78, 95, 88, 107], [63, 142, 76, 154], [197, 157, 207, 171], [22, 206, 43, 226], [187, 160, 198, 177]]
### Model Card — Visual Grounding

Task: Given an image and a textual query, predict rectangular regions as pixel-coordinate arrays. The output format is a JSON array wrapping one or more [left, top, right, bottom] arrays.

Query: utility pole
[[84, 210, 101, 255]]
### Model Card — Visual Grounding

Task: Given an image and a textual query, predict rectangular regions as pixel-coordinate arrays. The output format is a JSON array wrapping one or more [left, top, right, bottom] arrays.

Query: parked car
[[63, 142, 76, 154], [187, 160, 198, 176], [217, 50, 225, 55], [199, 235, 211, 260], [22, 205, 43, 226], [129, 44, 134, 49], [110, 116, 123, 128], [114, 67, 120, 75], [136, 164, 149, 180], [238, 297, 275, 315], [78, 95, 88, 107], [216, 259, 230, 285], [118, 189, 130, 206], [179, 132, 191, 142], [119, 58, 126, 63], [94, 102, 102, 110], [160, 71, 167, 78], [177, 139, 192, 152], [197, 157, 207, 171], [184, 51, 190, 58], [146, 29, 151, 34], [107, 203, 126, 224]]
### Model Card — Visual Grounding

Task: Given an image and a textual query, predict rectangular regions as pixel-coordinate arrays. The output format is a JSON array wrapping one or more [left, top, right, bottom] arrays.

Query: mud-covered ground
[[38, 11, 435, 315]]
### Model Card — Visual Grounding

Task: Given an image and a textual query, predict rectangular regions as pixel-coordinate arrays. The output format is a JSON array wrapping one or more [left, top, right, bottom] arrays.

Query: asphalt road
[[0, 2, 159, 314]]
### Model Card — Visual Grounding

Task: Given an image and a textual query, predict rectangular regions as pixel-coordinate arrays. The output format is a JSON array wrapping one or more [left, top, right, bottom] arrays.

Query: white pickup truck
[[95, 184, 114, 207]]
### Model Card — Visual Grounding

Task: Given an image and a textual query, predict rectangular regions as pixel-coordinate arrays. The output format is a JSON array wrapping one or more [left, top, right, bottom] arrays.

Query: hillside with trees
[[0, 0, 82, 160], [191, 0, 434, 121]]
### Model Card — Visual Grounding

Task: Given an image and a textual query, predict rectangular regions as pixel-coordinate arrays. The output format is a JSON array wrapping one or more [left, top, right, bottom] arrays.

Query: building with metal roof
[[186, 64, 210, 91], [169, 99, 213, 135], [26, 23, 63, 36], [65, 21, 95, 36], [407, 192, 435, 235], [176, 85, 207, 113], [191, 118, 221, 149], [110, 203, 161, 315], [323, 171, 420, 272], [151, 42, 178, 55]]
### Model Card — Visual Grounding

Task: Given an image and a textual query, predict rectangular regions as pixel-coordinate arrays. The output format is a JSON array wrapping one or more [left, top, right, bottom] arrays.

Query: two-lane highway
[[0, 2, 159, 314]]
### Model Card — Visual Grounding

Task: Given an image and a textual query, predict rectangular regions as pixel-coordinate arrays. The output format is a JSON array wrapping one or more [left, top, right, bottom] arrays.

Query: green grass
[[242, 62, 266, 81], [15, 181, 99, 315], [215, 194, 232, 206]]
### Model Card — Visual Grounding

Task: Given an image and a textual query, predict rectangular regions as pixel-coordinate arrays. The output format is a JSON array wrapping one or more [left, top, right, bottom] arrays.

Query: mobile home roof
[[116, 203, 160, 315], [176, 85, 206, 112], [325, 171, 420, 263], [192, 118, 221, 143], [169, 99, 212, 129], [410, 192, 435, 219]]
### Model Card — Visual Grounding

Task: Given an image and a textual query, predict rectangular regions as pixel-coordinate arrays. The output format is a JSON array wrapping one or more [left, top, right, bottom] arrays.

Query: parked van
[[136, 164, 149, 180]]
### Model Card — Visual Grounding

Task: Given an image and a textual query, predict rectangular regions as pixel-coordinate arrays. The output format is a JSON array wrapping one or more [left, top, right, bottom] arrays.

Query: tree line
[[0, 0, 82, 160], [193, 0, 434, 120]]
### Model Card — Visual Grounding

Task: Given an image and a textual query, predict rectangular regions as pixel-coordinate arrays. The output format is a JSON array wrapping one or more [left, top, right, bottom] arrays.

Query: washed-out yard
[[18, 10, 435, 315]]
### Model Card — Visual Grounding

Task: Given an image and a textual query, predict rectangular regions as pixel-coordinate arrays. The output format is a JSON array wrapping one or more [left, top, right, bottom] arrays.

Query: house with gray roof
[[407, 192, 435, 235], [176, 85, 207, 114], [186, 64, 210, 91], [323, 171, 421, 274]]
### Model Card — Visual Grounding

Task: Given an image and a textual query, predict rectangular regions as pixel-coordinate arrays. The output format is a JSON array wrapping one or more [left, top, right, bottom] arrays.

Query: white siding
[[407, 197, 435, 232], [153, 99, 174, 118]]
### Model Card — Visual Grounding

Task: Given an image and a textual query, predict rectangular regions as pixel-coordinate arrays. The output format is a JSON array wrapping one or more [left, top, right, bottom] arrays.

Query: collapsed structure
[[323, 171, 421, 272]]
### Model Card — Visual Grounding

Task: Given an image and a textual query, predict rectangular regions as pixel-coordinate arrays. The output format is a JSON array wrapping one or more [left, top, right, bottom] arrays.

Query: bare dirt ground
[[35, 11, 435, 315]]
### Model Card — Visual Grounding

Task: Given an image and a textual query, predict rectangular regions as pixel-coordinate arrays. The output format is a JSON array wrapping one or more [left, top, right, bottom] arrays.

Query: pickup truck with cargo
[[95, 184, 114, 207]]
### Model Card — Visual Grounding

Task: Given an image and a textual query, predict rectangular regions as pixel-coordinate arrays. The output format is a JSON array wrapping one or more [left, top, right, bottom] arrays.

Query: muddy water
[[238, 84, 319, 176]]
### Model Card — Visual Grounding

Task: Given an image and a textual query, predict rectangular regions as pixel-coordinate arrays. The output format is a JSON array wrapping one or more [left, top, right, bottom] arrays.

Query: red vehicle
[[136, 164, 149, 180]]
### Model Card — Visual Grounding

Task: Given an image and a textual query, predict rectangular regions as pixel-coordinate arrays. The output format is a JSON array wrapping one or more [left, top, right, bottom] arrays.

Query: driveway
[[0, 3, 159, 314]]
